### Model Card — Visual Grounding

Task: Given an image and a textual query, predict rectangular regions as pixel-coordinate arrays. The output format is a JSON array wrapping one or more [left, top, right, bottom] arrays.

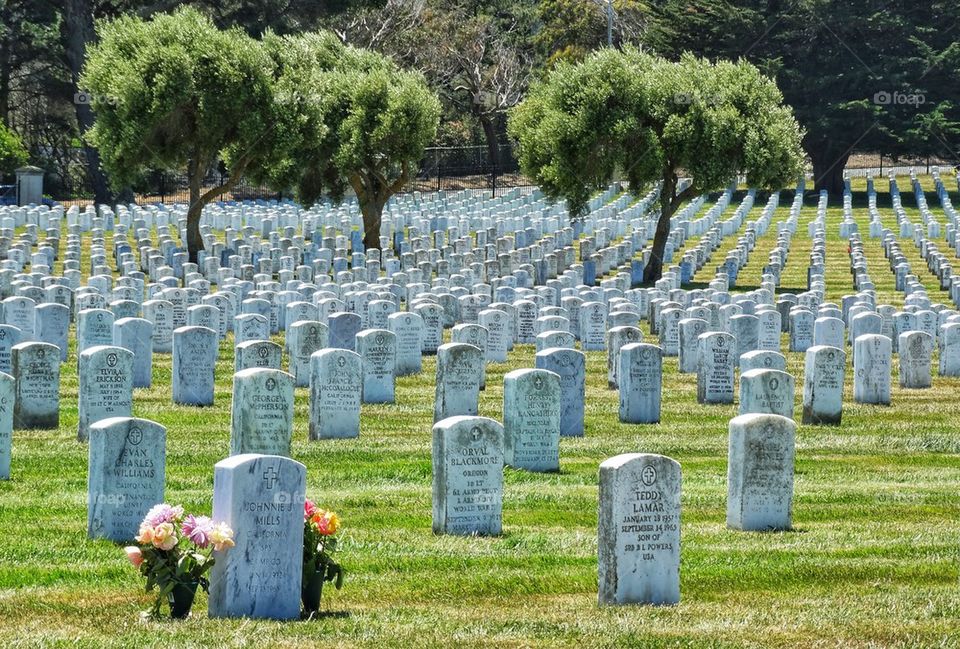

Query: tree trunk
[[0, 36, 10, 128], [186, 161, 203, 263], [810, 145, 849, 197], [479, 114, 500, 172], [643, 176, 676, 284], [63, 0, 112, 205], [360, 195, 385, 251]]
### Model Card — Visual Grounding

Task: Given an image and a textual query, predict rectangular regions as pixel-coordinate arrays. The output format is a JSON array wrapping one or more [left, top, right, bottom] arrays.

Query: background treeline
[[2, 0, 959, 200]]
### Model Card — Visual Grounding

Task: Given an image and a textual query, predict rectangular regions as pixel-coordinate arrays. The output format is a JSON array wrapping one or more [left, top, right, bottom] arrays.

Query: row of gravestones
[[85, 407, 798, 614]]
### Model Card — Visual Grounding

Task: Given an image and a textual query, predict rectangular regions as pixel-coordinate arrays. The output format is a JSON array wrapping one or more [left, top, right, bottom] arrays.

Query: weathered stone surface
[[726, 413, 795, 531], [432, 416, 504, 536], [598, 453, 681, 606]]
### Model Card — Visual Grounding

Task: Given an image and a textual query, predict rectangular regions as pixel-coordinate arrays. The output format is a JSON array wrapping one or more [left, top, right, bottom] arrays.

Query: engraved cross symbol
[[470, 427, 482, 442], [263, 466, 279, 489], [641, 465, 657, 486]]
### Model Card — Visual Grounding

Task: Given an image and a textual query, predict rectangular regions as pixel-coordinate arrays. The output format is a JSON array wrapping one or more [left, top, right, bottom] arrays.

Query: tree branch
[[670, 183, 699, 212], [198, 155, 251, 205]]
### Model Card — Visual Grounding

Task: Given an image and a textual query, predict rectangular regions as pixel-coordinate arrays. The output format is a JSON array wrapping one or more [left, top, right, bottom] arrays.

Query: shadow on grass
[[303, 610, 350, 620]]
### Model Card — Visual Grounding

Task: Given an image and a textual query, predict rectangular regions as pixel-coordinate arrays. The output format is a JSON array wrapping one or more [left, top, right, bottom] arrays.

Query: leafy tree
[[165, 0, 384, 36], [647, 0, 960, 195], [81, 7, 283, 262], [536, 0, 647, 67], [0, 0, 64, 128], [0, 121, 28, 174], [509, 48, 804, 282], [257, 31, 440, 250]]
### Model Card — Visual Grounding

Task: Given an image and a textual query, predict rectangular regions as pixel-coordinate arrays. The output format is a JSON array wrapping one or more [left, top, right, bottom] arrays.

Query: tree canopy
[[646, 0, 960, 194], [81, 7, 285, 260], [83, 7, 439, 255], [509, 47, 804, 281], [0, 122, 28, 174], [253, 31, 440, 250]]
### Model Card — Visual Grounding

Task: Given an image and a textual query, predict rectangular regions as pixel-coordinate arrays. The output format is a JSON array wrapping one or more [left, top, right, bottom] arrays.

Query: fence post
[[436, 148, 441, 193], [160, 172, 165, 204]]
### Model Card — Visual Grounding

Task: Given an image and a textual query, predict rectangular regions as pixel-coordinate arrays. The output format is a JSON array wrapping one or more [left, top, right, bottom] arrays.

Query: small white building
[[15, 166, 43, 205]]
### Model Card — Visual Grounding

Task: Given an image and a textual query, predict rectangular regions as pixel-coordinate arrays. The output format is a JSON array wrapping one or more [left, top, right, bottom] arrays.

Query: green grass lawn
[[2, 177, 960, 648]]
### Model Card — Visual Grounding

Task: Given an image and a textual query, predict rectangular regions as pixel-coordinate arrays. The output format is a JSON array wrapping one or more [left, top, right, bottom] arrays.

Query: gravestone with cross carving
[[433, 343, 483, 423], [287, 320, 328, 388], [598, 453, 681, 605], [12, 342, 60, 429], [503, 368, 561, 472], [357, 328, 396, 404], [738, 369, 794, 419], [726, 413, 795, 531], [78, 345, 133, 442], [802, 345, 845, 425], [309, 348, 362, 439], [853, 334, 891, 405], [230, 368, 295, 456], [697, 332, 735, 404], [432, 416, 504, 536], [535, 347, 586, 437], [618, 343, 663, 424], [172, 326, 218, 406], [208, 453, 305, 620], [86, 417, 165, 541]]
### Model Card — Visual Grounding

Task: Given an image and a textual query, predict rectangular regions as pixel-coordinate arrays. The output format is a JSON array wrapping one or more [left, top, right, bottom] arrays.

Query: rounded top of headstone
[[503, 367, 560, 383], [729, 412, 796, 432], [234, 367, 294, 381], [80, 344, 133, 360], [214, 452, 306, 472], [599, 452, 680, 473]]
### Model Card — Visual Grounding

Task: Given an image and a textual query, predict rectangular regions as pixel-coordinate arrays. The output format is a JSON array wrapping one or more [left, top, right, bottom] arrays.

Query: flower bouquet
[[302, 499, 344, 615], [124, 503, 235, 618]]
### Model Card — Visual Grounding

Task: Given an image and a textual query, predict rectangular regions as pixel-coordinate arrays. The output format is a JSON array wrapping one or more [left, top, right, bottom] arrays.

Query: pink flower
[[181, 515, 214, 548], [143, 503, 184, 527], [304, 499, 316, 521], [124, 546, 143, 567]]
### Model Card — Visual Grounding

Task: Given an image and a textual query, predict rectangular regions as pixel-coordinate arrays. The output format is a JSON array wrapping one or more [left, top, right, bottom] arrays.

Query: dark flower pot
[[168, 581, 200, 619], [301, 570, 325, 614]]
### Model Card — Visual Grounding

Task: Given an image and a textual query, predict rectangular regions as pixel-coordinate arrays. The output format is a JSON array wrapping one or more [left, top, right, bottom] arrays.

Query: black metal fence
[[55, 142, 534, 205]]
